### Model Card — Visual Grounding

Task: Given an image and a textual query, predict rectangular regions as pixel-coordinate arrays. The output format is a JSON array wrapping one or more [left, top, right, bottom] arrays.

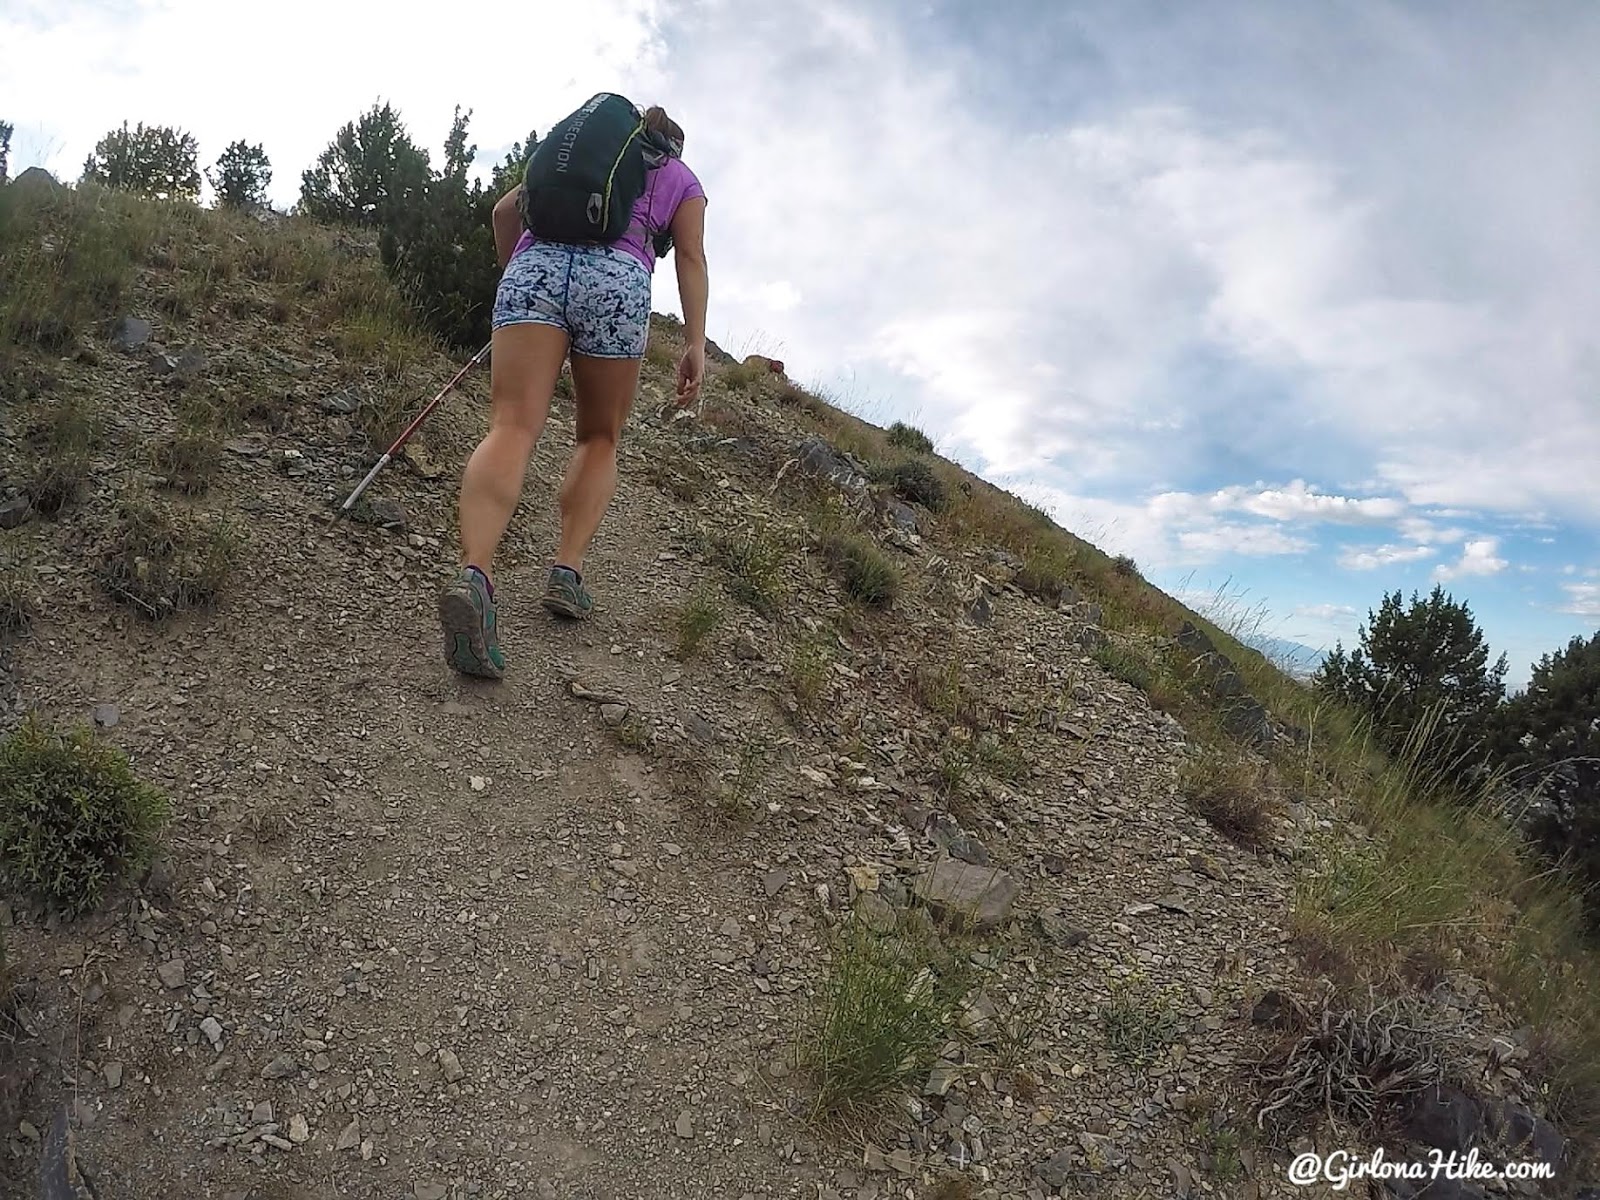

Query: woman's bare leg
[[552, 352, 643, 574], [457, 322, 569, 581]]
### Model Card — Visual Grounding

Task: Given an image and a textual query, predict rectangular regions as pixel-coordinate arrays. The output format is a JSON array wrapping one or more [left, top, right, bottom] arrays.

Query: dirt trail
[[1, 322, 1341, 1199]]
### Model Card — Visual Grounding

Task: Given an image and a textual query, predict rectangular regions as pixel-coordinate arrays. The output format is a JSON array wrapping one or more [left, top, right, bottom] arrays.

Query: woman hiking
[[438, 102, 709, 680]]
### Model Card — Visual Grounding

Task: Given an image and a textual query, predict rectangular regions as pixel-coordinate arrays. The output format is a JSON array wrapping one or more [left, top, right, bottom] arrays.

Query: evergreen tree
[[0, 121, 13, 185], [1313, 584, 1508, 777], [298, 101, 430, 227], [378, 106, 499, 350], [81, 121, 201, 201], [1493, 631, 1600, 923], [207, 140, 272, 211]]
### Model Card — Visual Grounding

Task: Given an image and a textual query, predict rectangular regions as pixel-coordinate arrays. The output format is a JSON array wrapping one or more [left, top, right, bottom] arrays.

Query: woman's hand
[[675, 342, 705, 405]]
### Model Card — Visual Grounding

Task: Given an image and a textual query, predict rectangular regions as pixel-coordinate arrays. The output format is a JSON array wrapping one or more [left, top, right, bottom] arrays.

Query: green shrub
[[1181, 750, 1274, 850], [0, 183, 157, 355], [22, 395, 101, 517], [152, 402, 224, 496], [1012, 542, 1074, 604], [800, 918, 969, 1118], [1100, 970, 1182, 1067], [876, 458, 948, 512], [82, 121, 200, 201], [96, 491, 243, 618], [1112, 554, 1141, 579], [674, 588, 723, 658], [886, 421, 935, 455], [0, 544, 36, 637], [0, 714, 170, 916], [824, 533, 900, 608], [709, 528, 789, 616], [1093, 641, 1155, 692], [787, 640, 831, 713]]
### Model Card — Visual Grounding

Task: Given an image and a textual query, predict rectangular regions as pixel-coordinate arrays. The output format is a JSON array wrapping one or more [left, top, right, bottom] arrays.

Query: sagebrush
[[0, 714, 170, 916]]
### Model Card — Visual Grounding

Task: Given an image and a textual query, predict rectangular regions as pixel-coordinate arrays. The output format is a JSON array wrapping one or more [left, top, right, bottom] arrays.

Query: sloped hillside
[[0, 179, 1595, 1200]]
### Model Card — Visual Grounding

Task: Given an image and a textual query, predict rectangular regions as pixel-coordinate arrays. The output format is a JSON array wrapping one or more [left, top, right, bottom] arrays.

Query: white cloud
[[1178, 525, 1312, 559], [1148, 480, 1402, 526], [1294, 603, 1359, 622], [1338, 544, 1435, 571], [1396, 516, 1467, 545], [1558, 583, 1600, 619], [0, 1, 671, 209], [1433, 538, 1510, 582]]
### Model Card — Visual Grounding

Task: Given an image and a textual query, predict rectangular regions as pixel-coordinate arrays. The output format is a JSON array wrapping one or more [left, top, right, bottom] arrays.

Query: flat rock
[[0, 497, 31, 530], [261, 1054, 297, 1080], [913, 859, 1017, 931], [438, 1048, 464, 1083], [157, 958, 186, 990], [1036, 1147, 1075, 1188], [110, 316, 153, 352]]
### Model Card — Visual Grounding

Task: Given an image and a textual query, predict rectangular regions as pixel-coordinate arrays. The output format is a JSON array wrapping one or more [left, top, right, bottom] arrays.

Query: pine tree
[[81, 121, 202, 201], [207, 140, 272, 211], [1312, 584, 1508, 778], [298, 101, 430, 227]]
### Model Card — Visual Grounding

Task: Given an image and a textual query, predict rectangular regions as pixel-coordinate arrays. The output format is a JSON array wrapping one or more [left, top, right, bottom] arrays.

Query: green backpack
[[519, 93, 675, 246]]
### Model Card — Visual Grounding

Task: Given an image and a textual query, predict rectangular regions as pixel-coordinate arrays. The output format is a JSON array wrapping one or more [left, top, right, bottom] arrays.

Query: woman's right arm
[[670, 196, 709, 402]]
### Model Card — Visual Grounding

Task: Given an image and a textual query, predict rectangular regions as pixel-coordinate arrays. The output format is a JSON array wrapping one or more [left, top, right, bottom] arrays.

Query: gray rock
[[762, 868, 789, 898], [855, 893, 898, 934], [1495, 1099, 1565, 1166], [1221, 698, 1275, 748], [600, 703, 629, 727], [1176, 621, 1215, 655], [1075, 625, 1109, 651], [104, 1062, 123, 1089], [913, 859, 1017, 932], [1036, 1147, 1075, 1188], [200, 1017, 223, 1047], [965, 589, 993, 626], [924, 1063, 958, 1097], [675, 1110, 694, 1139], [1250, 990, 1301, 1030], [356, 498, 408, 531], [93, 703, 120, 728], [336, 1118, 361, 1152], [416, 1187, 448, 1200], [157, 958, 186, 990], [175, 345, 206, 376], [438, 1048, 464, 1083], [1403, 1085, 1484, 1156], [796, 435, 869, 494], [1037, 912, 1088, 948], [261, 1053, 297, 1080], [0, 496, 32, 529], [11, 166, 62, 193], [320, 390, 360, 415]]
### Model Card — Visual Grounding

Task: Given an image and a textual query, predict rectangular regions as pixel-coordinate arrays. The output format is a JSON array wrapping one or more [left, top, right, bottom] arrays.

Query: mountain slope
[[0, 181, 1593, 1199]]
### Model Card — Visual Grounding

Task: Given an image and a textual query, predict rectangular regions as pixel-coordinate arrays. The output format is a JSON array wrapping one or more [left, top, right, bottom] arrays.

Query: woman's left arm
[[492, 186, 525, 270]]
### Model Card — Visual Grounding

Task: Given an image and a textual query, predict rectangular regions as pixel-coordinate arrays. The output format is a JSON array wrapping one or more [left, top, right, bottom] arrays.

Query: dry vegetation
[[0, 175, 1596, 1191]]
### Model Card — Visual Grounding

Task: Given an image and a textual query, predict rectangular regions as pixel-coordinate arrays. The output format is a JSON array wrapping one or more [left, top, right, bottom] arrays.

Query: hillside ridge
[[0, 182, 1593, 1200]]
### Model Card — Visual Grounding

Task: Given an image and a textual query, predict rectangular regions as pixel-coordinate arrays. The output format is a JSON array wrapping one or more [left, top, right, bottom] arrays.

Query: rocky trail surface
[[0, 226, 1558, 1199]]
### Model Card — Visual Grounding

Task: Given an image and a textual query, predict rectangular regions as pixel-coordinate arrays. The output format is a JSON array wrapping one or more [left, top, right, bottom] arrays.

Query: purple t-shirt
[[514, 157, 706, 275]]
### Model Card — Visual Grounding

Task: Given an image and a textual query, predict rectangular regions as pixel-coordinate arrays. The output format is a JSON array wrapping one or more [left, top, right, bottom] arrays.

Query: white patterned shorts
[[492, 242, 652, 359]]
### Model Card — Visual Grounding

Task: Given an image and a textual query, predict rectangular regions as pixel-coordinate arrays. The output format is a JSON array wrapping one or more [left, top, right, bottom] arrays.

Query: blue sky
[[4, 0, 1597, 690]]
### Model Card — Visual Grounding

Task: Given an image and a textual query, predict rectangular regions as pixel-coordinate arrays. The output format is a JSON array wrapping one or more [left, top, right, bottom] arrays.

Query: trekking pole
[[332, 341, 491, 523]]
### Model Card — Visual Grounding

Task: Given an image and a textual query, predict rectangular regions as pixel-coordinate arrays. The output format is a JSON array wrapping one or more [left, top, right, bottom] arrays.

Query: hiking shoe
[[540, 565, 593, 620], [439, 568, 505, 678]]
